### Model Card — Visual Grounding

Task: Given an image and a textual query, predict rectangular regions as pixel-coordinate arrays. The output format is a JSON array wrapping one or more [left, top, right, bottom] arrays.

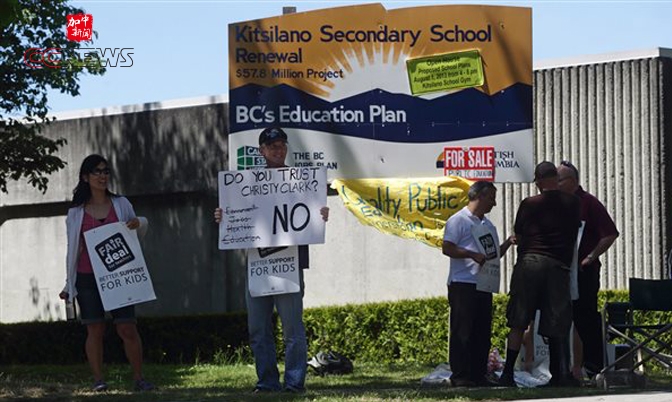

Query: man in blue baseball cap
[[215, 127, 329, 394]]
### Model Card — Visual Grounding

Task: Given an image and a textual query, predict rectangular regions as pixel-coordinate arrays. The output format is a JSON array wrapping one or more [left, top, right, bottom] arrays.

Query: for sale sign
[[443, 146, 495, 181]]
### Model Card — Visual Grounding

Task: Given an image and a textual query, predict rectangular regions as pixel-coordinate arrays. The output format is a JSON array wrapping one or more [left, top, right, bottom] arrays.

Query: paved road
[[519, 392, 672, 402]]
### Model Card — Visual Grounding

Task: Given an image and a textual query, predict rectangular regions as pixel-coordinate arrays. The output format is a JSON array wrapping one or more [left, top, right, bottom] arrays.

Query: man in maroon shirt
[[558, 161, 619, 378], [499, 162, 581, 387]]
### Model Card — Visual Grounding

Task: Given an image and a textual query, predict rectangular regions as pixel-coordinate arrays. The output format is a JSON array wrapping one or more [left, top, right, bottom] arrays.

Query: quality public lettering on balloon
[[408, 183, 461, 212]]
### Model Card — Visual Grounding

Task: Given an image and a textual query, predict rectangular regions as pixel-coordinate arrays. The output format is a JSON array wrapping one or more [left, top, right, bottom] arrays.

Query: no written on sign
[[218, 166, 327, 250]]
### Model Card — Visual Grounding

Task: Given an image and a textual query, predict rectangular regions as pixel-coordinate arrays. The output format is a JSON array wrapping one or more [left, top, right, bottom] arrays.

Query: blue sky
[[46, 0, 672, 113]]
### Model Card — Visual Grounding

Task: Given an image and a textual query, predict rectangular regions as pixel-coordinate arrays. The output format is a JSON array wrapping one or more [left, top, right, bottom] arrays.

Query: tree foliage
[[0, 0, 105, 193]]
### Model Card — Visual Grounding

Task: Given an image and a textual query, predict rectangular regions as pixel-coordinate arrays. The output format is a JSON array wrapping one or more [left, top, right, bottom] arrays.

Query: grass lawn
[[1, 362, 670, 401]]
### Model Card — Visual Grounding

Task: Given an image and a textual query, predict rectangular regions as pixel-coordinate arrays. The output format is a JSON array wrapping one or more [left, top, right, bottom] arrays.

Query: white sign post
[[248, 247, 301, 297], [570, 221, 586, 300], [83, 222, 156, 311], [218, 166, 327, 250]]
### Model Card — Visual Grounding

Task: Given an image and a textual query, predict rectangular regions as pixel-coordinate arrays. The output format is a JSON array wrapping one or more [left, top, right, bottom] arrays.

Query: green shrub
[[303, 298, 449, 364], [0, 312, 249, 365], [0, 320, 86, 364], [5, 289, 668, 367], [139, 312, 249, 364]]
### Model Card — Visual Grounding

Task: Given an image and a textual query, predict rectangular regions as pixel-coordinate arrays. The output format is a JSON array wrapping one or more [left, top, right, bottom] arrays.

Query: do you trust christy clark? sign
[[218, 166, 327, 250]]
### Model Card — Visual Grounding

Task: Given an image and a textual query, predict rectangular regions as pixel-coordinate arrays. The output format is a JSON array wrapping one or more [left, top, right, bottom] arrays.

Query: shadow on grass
[[1, 363, 671, 402]]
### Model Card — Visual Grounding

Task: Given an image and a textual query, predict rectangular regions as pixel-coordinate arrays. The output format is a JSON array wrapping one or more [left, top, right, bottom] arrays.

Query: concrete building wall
[[2, 50, 671, 323], [0, 99, 246, 322]]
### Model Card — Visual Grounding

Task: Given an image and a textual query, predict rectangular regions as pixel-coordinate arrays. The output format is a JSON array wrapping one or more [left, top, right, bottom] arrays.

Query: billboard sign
[[229, 4, 533, 182]]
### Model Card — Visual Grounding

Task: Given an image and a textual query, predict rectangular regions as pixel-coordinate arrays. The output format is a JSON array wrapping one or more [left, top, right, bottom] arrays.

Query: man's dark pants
[[448, 282, 492, 384], [506, 253, 574, 385], [573, 265, 604, 372]]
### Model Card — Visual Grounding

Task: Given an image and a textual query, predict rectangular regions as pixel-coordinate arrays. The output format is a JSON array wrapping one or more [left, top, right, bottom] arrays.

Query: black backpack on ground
[[307, 351, 354, 375]]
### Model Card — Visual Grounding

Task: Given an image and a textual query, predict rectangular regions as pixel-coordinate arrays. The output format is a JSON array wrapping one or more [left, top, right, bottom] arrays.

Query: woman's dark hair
[[71, 154, 114, 206]]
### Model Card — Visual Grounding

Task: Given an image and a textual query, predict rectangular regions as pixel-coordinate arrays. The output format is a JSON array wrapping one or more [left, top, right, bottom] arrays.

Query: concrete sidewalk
[[518, 392, 672, 402]]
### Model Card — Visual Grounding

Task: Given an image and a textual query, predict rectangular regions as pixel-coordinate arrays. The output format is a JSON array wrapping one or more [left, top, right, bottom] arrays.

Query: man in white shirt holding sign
[[215, 127, 329, 394], [442, 181, 515, 387]]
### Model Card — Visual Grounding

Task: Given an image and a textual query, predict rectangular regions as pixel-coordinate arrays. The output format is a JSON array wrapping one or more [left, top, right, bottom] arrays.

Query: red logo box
[[443, 146, 496, 181], [66, 13, 93, 42]]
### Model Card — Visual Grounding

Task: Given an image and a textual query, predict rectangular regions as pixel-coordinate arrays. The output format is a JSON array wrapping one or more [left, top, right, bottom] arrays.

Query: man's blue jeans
[[245, 275, 307, 391]]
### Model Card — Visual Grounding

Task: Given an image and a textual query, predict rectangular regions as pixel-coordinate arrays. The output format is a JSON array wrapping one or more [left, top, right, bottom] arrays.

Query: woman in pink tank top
[[59, 154, 154, 392]]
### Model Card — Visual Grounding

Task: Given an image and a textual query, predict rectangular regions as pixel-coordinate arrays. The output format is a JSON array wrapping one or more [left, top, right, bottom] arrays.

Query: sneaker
[[91, 380, 108, 392], [134, 378, 155, 391]]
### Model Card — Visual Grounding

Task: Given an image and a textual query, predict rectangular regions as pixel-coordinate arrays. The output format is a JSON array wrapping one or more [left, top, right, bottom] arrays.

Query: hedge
[[0, 312, 249, 365], [1, 290, 655, 366]]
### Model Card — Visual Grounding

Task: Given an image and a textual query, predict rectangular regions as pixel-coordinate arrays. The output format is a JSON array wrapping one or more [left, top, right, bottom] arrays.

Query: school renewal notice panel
[[228, 3, 533, 182]]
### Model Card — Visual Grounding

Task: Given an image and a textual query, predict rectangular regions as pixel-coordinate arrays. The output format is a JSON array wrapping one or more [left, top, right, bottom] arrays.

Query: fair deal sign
[[218, 166, 327, 250], [83, 222, 156, 311]]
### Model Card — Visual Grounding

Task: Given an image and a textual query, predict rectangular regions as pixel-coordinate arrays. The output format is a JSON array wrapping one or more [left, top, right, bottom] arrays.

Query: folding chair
[[596, 278, 672, 389]]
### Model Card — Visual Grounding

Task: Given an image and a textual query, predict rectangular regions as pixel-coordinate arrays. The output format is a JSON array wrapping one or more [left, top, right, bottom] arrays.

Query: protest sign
[[229, 4, 532, 182], [218, 166, 327, 250], [83, 222, 156, 311], [248, 246, 301, 297], [470, 223, 501, 293], [570, 221, 586, 300], [332, 176, 471, 248]]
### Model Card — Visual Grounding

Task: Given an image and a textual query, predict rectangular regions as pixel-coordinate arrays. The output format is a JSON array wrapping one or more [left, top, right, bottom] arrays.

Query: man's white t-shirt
[[443, 206, 500, 285]]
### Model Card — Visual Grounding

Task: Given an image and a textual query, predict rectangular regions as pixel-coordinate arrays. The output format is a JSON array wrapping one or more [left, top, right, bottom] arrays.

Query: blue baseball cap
[[258, 127, 288, 146]]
